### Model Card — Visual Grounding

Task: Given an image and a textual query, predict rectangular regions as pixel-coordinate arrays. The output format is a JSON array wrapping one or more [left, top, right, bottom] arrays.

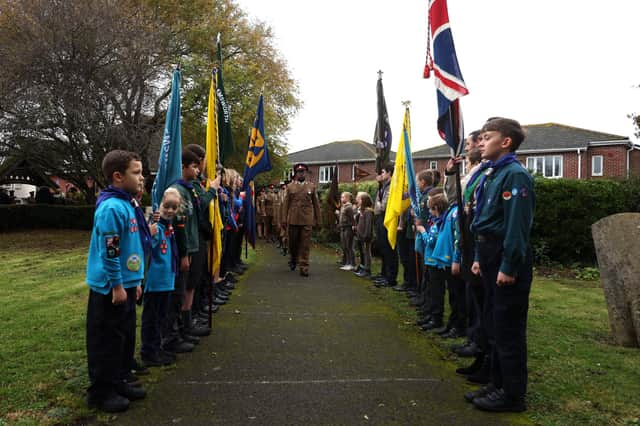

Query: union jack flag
[[425, 0, 469, 156]]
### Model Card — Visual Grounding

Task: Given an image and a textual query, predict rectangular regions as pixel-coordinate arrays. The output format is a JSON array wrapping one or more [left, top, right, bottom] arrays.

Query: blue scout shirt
[[471, 161, 535, 276], [145, 219, 177, 293], [431, 205, 461, 268], [419, 216, 441, 267], [86, 197, 145, 294]]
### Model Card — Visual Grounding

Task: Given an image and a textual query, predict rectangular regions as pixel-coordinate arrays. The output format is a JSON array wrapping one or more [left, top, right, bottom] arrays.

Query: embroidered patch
[[129, 218, 138, 233], [511, 188, 519, 197], [520, 187, 529, 198], [160, 239, 168, 255], [105, 236, 120, 258], [127, 254, 142, 271], [502, 191, 512, 201]]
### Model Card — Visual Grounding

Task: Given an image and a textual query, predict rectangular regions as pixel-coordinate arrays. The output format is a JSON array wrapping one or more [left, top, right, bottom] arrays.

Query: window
[[429, 160, 438, 170], [319, 166, 336, 184], [592, 155, 603, 176], [283, 168, 293, 180], [526, 155, 563, 178]]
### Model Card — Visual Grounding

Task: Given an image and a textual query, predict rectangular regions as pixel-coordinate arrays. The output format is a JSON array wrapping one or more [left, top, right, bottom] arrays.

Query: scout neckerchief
[[96, 185, 152, 255], [472, 153, 518, 223], [176, 179, 200, 209]]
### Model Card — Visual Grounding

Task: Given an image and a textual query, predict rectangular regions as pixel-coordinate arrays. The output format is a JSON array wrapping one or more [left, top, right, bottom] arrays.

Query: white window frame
[[526, 155, 563, 178], [319, 166, 335, 184], [429, 160, 438, 170], [592, 155, 603, 177]]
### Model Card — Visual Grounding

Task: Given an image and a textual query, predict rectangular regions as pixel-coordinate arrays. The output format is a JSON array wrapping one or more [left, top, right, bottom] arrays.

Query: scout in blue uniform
[[85, 150, 151, 412], [466, 118, 535, 413], [140, 188, 181, 367]]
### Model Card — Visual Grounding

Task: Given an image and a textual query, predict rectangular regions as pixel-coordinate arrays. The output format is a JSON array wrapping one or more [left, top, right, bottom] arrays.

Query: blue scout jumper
[[86, 195, 146, 400], [471, 160, 535, 400], [419, 215, 446, 324], [141, 218, 178, 359], [432, 204, 466, 332]]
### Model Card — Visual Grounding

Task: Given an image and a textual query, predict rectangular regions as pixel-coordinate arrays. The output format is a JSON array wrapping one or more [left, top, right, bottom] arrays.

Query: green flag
[[216, 33, 234, 164]]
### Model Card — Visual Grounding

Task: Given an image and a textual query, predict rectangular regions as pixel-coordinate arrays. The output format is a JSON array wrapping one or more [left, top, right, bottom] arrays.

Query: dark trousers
[[446, 272, 467, 330], [86, 287, 135, 398], [233, 227, 244, 265], [466, 274, 487, 350], [426, 266, 446, 323], [340, 227, 355, 266], [374, 215, 398, 284], [141, 291, 171, 358], [121, 287, 137, 378], [164, 272, 186, 344], [478, 238, 533, 398], [397, 233, 417, 289]]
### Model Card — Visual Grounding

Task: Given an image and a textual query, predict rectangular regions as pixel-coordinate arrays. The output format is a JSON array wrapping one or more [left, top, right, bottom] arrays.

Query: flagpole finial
[[402, 100, 411, 109], [217, 32, 221, 44], [377, 69, 383, 79]]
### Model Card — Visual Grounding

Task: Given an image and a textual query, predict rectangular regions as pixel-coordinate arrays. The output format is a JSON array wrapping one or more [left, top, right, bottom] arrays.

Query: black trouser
[[426, 266, 446, 323], [397, 232, 417, 289], [141, 291, 171, 359], [465, 274, 487, 350], [233, 227, 244, 265], [163, 272, 186, 344], [87, 287, 130, 398], [478, 237, 533, 399], [446, 272, 467, 331], [121, 287, 138, 378], [374, 214, 398, 283]]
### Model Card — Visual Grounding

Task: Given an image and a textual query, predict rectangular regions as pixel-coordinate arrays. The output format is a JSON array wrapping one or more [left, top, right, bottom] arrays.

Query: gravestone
[[592, 213, 640, 347]]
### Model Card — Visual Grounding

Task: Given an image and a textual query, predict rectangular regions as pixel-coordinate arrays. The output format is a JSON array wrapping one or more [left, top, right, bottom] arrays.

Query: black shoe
[[131, 359, 150, 376], [473, 389, 526, 412], [225, 273, 238, 283], [231, 266, 244, 275], [142, 353, 173, 367], [87, 392, 129, 413], [116, 382, 146, 401], [215, 292, 229, 301], [123, 372, 140, 386], [456, 353, 485, 376], [224, 281, 236, 290], [160, 349, 177, 361], [163, 339, 194, 353], [464, 383, 496, 403], [409, 295, 425, 306], [416, 316, 432, 326], [467, 355, 491, 384], [186, 324, 211, 337], [455, 341, 482, 358], [370, 274, 384, 281], [213, 297, 226, 305], [435, 325, 451, 336], [289, 261, 297, 271], [181, 334, 200, 345], [442, 327, 465, 339], [373, 279, 389, 288], [200, 304, 219, 314], [420, 320, 443, 331]]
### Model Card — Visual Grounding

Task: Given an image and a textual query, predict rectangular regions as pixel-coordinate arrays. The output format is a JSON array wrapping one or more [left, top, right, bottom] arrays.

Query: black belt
[[475, 234, 499, 243]]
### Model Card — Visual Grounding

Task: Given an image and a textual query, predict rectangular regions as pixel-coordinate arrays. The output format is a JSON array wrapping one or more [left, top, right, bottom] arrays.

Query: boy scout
[[467, 118, 535, 413], [283, 163, 321, 276]]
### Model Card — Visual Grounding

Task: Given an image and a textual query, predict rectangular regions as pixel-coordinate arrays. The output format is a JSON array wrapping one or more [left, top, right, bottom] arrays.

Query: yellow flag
[[383, 109, 411, 249], [205, 71, 223, 274]]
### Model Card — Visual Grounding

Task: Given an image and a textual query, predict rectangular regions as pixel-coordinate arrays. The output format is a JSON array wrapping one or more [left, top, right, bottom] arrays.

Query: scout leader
[[283, 163, 321, 277]]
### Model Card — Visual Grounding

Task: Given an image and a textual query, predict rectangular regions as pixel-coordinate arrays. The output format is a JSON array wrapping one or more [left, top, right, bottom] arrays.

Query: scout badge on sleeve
[[106, 236, 120, 258]]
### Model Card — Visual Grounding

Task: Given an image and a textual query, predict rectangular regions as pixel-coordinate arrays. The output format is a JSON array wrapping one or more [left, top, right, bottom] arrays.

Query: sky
[[235, 0, 640, 154]]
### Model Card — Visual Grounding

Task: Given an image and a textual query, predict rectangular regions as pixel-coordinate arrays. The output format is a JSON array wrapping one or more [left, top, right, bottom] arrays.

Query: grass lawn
[[359, 254, 640, 426], [1, 232, 639, 425]]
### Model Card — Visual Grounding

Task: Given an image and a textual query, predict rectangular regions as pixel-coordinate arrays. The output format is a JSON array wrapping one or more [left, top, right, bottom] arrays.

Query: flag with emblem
[[402, 110, 420, 216], [374, 72, 392, 174], [383, 108, 412, 249], [151, 67, 182, 211], [242, 94, 272, 248], [205, 70, 223, 274], [424, 0, 469, 156]]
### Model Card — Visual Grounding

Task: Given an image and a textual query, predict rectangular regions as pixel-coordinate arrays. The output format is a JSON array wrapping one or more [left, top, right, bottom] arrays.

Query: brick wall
[[630, 149, 640, 177], [586, 146, 627, 179]]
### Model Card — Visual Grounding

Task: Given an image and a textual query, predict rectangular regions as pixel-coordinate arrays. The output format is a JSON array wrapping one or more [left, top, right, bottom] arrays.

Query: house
[[414, 123, 640, 179], [286, 140, 395, 185], [287, 124, 640, 183]]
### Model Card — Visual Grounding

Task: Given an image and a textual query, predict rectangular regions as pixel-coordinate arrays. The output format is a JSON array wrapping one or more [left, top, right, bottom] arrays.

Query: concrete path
[[117, 243, 516, 425]]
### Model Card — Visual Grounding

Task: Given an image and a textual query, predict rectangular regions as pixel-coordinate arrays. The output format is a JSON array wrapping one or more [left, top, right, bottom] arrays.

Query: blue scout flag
[[403, 110, 420, 216], [151, 68, 182, 211], [242, 95, 271, 248]]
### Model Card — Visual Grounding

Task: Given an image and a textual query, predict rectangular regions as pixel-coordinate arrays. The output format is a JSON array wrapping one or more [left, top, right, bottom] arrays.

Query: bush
[[532, 177, 639, 264], [0, 205, 94, 232]]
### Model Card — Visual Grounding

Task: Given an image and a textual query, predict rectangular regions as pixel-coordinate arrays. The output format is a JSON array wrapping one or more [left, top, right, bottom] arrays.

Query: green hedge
[[316, 178, 640, 265], [0, 205, 95, 232]]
